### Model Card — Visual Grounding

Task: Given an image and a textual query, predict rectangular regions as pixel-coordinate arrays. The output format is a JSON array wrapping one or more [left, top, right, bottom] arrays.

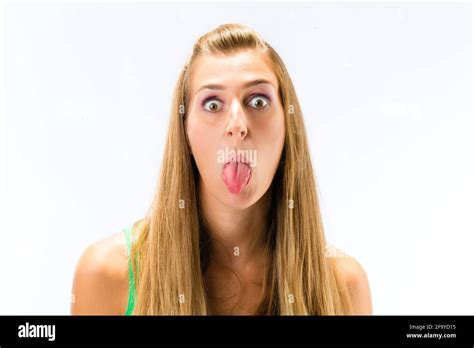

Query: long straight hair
[[130, 23, 354, 315]]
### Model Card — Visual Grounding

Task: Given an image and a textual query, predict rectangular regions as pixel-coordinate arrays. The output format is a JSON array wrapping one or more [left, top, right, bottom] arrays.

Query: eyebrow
[[195, 78, 274, 95]]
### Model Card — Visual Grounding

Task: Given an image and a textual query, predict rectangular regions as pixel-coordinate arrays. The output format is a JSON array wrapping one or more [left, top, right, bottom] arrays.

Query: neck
[[199, 181, 271, 270]]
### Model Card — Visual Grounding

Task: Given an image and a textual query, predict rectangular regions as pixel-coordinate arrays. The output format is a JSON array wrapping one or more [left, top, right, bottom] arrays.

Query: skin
[[70, 233, 372, 314], [70, 233, 373, 315], [70, 50, 373, 315], [71, 232, 130, 315]]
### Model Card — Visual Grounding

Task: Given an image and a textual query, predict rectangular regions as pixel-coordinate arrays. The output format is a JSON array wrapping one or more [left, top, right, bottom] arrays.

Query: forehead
[[189, 49, 279, 94]]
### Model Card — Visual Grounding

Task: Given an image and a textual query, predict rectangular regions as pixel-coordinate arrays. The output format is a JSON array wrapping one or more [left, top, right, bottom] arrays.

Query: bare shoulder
[[328, 245, 373, 315], [71, 231, 129, 315]]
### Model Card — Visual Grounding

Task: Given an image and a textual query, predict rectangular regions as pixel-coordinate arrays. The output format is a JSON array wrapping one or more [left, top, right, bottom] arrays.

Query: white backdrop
[[0, 1, 472, 314]]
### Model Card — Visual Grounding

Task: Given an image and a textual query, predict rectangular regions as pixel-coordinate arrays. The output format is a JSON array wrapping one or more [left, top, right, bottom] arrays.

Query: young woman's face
[[186, 49, 285, 209]]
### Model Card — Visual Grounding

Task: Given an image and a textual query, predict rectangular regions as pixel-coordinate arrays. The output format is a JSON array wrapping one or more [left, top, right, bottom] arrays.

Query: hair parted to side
[[129, 23, 354, 315]]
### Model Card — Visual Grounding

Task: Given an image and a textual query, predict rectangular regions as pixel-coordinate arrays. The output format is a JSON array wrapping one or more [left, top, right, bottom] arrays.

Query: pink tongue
[[222, 163, 251, 194]]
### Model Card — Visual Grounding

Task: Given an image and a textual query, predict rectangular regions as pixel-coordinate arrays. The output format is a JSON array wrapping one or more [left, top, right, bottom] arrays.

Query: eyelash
[[201, 94, 271, 113]]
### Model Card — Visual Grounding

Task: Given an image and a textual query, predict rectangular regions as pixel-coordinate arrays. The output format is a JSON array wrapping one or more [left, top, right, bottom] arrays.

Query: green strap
[[124, 225, 136, 315]]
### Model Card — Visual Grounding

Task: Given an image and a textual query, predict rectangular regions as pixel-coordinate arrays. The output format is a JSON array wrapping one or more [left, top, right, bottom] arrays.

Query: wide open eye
[[247, 95, 270, 109], [203, 98, 223, 113]]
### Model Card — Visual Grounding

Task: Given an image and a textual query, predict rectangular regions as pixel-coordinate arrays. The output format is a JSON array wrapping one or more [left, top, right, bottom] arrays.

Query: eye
[[247, 95, 270, 109], [202, 98, 223, 113]]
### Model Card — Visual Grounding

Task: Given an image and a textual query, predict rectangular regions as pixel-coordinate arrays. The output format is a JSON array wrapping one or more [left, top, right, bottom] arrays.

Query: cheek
[[186, 118, 218, 169], [252, 112, 285, 186], [257, 111, 285, 158]]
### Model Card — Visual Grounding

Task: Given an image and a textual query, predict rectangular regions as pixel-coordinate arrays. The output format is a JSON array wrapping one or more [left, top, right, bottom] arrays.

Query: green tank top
[[123, 225, 136, 315]]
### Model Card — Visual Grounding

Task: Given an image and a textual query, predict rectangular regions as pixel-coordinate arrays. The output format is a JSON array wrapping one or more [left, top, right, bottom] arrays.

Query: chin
[[218, 184, 260, 210]]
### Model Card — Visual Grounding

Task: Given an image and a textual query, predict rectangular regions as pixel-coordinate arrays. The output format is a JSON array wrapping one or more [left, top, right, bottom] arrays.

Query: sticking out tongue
[[222, 162, 251, 194]]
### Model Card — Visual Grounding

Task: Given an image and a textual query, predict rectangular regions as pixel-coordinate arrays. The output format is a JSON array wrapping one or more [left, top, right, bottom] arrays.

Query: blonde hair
[[130, 23, 353, 315]]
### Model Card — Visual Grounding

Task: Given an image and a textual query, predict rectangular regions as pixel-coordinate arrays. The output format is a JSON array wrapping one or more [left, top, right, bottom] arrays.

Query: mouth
[[222, 160, 252, 194]]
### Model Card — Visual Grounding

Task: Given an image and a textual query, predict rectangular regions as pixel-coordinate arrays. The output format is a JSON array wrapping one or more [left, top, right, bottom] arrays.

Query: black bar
[[0, 315, 472, 346]]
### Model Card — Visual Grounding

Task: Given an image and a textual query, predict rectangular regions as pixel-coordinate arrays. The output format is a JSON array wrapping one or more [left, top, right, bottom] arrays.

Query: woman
[[71, 23, 372, 315]]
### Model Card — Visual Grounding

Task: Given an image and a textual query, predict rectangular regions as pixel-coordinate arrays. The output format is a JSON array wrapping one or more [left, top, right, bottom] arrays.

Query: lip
[[224, 159, 250, 165], [223, 160, 251, 168], [224, 154, 250, 165]]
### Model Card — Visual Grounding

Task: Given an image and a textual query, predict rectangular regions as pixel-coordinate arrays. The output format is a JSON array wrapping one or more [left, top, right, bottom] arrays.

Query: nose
[[224, 100, 248, 141]]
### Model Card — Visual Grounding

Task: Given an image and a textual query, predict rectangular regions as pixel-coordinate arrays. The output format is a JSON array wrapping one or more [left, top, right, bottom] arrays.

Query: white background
[[0, 1, 472, 314]]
